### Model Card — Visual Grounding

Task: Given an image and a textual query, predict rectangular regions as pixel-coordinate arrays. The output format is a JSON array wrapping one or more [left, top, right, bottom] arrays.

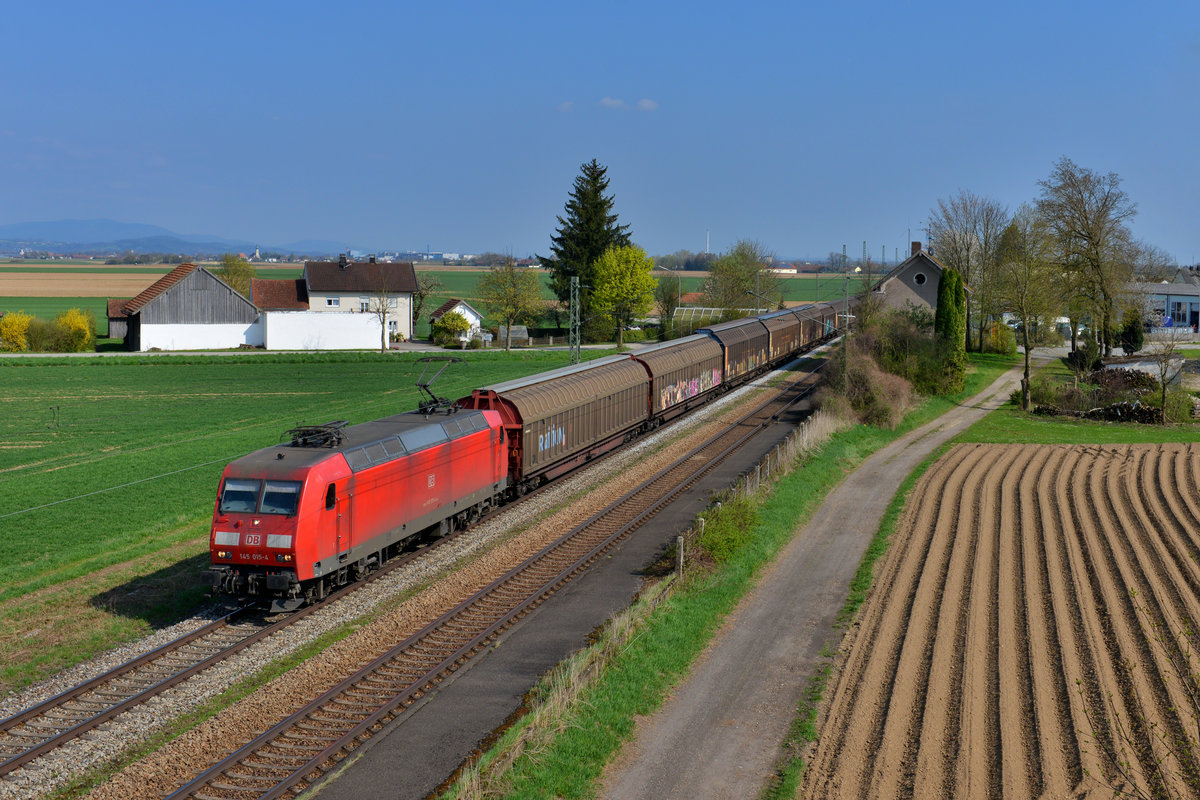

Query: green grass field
[[0, 350, 604, 690], [0, 297, 111, 335]]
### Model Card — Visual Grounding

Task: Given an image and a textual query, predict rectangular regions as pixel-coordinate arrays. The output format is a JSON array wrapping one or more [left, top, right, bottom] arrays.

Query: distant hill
[[0, 219, 347, 258]]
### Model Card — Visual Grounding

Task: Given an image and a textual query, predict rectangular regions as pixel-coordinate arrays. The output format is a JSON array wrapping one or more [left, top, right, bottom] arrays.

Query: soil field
[[802, 442, 1200, 800], [0, 272, 163, 296]]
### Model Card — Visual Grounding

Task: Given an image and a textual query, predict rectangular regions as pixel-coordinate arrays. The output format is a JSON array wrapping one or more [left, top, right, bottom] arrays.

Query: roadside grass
[[0, 350, 602, 692], [439, 354, 1017, 800]]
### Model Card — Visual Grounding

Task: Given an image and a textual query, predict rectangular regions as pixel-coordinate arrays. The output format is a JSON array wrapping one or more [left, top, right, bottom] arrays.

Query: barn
[[109, 264, 262, 351]]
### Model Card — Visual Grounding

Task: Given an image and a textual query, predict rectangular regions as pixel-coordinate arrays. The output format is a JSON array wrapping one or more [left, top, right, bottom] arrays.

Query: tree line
[[926, 156, 1177, 410]]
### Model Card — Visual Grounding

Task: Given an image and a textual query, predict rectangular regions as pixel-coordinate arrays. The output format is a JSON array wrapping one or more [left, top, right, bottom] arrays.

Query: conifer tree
[[935, 267, 967, 389], [538, 160, 631, 329]]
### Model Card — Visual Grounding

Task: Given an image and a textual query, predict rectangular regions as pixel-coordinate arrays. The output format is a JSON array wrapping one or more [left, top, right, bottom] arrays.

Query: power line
[[0, 456, 235, 521]]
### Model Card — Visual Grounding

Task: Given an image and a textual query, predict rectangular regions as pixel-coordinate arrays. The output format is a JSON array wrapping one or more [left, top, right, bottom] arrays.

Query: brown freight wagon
[[757, 309, 801, 363], [789, 302, 838, 346], [456, 355, 650, 493], [631, 335, 724, 422], [696, 319, 771, 383]]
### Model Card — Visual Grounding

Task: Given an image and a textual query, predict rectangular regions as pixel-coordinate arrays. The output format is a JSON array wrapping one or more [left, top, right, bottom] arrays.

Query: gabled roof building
[[108, 264, 259, 351]]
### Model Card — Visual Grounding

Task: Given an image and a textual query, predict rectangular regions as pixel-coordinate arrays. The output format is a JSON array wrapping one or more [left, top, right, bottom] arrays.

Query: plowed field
[[802, 443, 1200, 800]]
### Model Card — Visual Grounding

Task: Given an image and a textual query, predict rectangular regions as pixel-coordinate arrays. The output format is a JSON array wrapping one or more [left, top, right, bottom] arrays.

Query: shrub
[[821, 341, 912, 429], [1067, 339, 1103, 373], [697, 494, 758, 563], [53, 308, 95, 352], [853, 309, 957, 396], [431, 311, 470, 346], [0, 311, 33, 352], [621, 328, 647, 343], [982, 321, 1017, 356], [1118, 313, 1144, 355]]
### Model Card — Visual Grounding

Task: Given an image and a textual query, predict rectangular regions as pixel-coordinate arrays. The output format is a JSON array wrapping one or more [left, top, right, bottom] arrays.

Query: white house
[[303, 255, 417, 342], [429, 298, 485, 341]]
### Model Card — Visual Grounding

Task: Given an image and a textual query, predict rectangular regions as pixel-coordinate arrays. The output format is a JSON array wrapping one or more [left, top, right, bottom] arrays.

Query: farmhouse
[[304, 255, 417, 342], [869, 242, 952, 314], [429, 298, 484, 341], [108, 264, 261, 351]]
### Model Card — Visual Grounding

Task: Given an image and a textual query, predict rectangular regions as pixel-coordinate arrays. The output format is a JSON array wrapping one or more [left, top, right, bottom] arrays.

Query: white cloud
[[599, 97, 627, 109], [557, 101, 575, 112], [637, 98, 659, 112]]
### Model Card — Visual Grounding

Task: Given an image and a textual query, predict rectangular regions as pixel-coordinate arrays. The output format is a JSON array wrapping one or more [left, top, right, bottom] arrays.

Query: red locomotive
[[207, 409, 508, 609], [207, 301, 843, 608]]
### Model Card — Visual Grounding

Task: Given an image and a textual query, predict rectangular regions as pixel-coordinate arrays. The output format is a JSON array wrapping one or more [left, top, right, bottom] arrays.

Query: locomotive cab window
[[260, 481, 302, 515], [219, 478, 261, 513], [325, 483, 337, 510]]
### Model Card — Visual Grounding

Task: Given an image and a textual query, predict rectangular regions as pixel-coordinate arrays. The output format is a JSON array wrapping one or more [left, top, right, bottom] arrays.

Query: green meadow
[[0, 349, 600, 690]]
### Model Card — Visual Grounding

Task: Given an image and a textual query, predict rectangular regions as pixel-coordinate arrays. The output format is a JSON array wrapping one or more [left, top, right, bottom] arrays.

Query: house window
[[326, 297, 339, 308], [388, 320, 398, 332], [360, 300, 370, 312], [913, 272, 927, 286]]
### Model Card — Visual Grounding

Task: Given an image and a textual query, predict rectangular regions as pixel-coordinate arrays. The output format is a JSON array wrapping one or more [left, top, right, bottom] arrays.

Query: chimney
[[911, 241, 921, 257], [338, 253, 348, 270]]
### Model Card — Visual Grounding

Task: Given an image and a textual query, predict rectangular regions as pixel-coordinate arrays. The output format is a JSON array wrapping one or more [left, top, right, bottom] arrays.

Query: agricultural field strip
[[802, 443, 1200, 800]]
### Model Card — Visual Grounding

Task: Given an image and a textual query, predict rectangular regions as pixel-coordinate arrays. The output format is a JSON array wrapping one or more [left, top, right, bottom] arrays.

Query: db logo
[[427, 474, 436, 488], [245, 534, 262, 546]]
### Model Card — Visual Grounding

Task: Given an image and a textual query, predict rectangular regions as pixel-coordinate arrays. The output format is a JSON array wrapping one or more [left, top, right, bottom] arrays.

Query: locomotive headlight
[[275, 553, 293, 563], [216, 550, 231, 559]]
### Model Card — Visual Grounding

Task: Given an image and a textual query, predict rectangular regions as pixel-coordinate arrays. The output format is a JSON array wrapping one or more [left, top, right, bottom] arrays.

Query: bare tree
[[412, 272, 445, 326], [367, 282, 398, 353], [997, 205, 1061, 410], [1145, 325, 1191, 423], [928, 190, 1010, 351], [1037, 157, 1138, 356]]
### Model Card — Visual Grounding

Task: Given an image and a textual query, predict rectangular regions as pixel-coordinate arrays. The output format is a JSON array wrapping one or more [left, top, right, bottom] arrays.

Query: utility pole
[[569, 276, 581, 365]]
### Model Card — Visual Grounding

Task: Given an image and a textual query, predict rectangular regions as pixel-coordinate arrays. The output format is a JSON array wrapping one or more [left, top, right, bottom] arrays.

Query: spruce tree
[[538, 160, 631, 330]]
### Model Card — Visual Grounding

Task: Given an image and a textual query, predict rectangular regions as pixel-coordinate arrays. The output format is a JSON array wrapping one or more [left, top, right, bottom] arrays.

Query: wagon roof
[[480, 354, 632, 393]]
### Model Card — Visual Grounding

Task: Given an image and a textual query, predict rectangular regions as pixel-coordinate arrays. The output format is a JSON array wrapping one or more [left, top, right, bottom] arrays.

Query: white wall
[[263, 311, 381, 350], [140, 321, 264, 351]]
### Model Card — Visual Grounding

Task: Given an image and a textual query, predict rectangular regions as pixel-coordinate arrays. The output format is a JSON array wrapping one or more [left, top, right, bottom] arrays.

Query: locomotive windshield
[[260, 481, 302, 515], [219, 478, 302, 515], [219, 478, 261, 513]]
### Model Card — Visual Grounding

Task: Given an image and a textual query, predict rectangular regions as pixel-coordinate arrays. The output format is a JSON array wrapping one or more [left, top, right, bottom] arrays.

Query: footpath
[[599, 364, 1023, 800]]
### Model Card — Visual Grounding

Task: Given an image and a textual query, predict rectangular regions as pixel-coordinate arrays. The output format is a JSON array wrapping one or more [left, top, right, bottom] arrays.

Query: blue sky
[[4, 1, 1198, 262]]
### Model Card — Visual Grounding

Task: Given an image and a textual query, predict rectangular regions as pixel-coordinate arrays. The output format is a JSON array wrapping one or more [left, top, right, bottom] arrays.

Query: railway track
[[0, 527, 465, 780], [162, 369, 819, 800]]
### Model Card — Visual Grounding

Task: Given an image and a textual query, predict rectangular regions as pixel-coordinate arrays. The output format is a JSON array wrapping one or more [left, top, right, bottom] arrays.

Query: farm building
[[304, 256, 417, 342], [869, 243, 952, 314], [108, 264, 261, 351], [250, 276, 382, 350], [429, 298, 485, 341]]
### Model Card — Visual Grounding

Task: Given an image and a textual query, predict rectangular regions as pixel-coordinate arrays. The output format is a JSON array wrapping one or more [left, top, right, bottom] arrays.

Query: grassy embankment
[[0, 349, 603, 693], [438, 353, 1018, 800]]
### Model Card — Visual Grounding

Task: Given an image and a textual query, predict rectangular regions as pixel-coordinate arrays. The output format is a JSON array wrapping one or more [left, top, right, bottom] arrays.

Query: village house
[[303, 255, 418, 342], [429, 298, 485, 341]]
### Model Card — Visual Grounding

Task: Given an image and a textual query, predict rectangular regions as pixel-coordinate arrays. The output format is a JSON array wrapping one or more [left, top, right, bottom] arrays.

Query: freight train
[[206, 302, 842, 609]]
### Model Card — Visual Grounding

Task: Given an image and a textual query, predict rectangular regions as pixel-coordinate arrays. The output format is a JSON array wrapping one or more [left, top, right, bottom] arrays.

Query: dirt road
[[599, 366, 1023, 800]]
